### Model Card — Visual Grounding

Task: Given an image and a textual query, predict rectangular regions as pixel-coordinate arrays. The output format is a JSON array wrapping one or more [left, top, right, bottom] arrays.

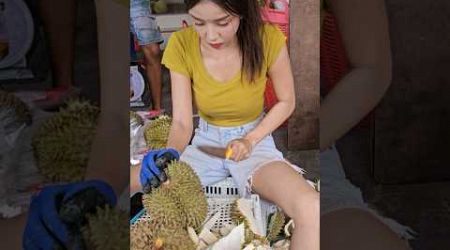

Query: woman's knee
[[141, 44, 161, 62], [291, 191, 320, 225]]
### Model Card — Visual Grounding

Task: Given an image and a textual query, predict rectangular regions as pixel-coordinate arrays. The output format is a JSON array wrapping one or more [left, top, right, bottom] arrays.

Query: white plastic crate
[[131, 177, 276, 236]]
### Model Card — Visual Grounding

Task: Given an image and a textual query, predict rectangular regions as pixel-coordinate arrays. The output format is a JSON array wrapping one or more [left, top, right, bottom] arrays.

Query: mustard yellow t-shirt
[[162, 24, 286, 127]]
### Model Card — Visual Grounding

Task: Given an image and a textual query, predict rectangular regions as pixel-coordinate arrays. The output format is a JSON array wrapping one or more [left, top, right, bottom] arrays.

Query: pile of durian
[[32, 100, 99, 182], [131, 160, 207, 250], [144, 115, 171, 149], [130, 160, 292, 249]]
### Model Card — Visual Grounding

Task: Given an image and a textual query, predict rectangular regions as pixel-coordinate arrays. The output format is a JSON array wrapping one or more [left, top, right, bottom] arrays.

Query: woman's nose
[[205, 24, 219, 42]]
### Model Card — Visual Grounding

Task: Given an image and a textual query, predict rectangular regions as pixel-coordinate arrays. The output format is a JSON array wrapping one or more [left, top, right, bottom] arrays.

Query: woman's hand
[[226, 138, 254, 162]]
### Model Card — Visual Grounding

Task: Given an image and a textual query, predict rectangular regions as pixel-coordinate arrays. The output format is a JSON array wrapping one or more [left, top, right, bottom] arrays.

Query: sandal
[[34, 86, 80, 111]]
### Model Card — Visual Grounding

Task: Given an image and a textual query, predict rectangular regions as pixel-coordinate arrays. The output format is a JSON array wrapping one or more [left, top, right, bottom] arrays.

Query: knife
[[197, 145, 233, 159]]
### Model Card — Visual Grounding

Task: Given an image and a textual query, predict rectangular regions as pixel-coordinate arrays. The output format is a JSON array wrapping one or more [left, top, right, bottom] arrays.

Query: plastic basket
[[131, 177, 276, 234]]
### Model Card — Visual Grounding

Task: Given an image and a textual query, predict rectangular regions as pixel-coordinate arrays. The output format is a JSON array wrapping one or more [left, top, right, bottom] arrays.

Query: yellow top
[[162, 24, 286, 126]]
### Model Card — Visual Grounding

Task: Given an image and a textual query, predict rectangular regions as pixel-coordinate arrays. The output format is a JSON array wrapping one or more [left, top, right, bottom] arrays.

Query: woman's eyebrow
[[190, 14, 230, 22]]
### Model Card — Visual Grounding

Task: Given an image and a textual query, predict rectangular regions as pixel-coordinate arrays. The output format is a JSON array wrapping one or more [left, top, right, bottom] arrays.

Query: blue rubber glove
[[140, 148, 179, 193], [23, 180, 116, 250]]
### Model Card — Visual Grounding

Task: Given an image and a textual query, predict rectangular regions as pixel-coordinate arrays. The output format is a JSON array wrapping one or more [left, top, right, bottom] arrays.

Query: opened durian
[[0, 90, 32, 130], [144, 115, 171, 149], [231, 198, 267, 246], [32, 100, 99, 182], [266, 211, 286, 242], [142, 161, 207, 230], [82, 206, 128, 250]]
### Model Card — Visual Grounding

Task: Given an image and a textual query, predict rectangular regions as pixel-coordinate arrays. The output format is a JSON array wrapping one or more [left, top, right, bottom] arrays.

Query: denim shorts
[[180, 115, 303, 198], [130, 0, 164, 45]]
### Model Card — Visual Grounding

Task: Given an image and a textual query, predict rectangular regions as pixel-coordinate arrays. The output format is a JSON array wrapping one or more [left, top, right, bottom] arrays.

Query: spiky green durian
[[131, 219, 196, 250], [32, 99, 99, 182], [0, 90, 32, 127], [144, 115, 171, 149], [130, 220, 152, 250], [164, 161, 208, 230], [267, 211, 286, 242], [82, 206, 128, 250], [142, 187, 185, 228], [142, 160, 208, 230]]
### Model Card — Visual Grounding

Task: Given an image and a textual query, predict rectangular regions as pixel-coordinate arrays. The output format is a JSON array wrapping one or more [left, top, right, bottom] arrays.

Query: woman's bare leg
[[252, 161, 320, 250]]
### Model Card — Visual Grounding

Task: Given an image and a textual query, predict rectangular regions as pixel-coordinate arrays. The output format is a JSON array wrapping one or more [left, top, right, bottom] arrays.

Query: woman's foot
[[34, 86, 80, 110]]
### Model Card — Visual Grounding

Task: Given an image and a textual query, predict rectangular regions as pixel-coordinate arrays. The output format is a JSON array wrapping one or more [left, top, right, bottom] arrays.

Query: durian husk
[[0, 90, 32, 126], [32, 99, 99, 182], [230, 200, 267, 246], [82, 206, 128, 250], [130, 111, 143, 126], [267, 211, 286, 242], [143, 115, 171, 149]]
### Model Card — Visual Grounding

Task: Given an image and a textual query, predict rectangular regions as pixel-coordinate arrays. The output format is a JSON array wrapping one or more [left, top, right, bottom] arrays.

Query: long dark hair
[[185, 0, 264, 83]]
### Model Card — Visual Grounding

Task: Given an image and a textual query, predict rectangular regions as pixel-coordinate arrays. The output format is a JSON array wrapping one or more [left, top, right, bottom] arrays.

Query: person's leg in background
[[142, 41, 162, 112], [34, 0, 79, 109], [130, 0, 164, 116]]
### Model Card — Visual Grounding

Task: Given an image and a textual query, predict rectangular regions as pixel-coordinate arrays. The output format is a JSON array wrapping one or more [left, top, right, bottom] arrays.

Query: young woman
[[138, 0, 319, 249]]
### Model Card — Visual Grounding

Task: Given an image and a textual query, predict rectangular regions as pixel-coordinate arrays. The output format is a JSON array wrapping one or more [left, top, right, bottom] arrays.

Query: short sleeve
[[161, 31, 192, 78], [263, 24, 287, 69]]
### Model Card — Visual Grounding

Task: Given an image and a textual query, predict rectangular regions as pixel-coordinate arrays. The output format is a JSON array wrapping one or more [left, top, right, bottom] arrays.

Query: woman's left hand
[[226, 138, 254, 162]]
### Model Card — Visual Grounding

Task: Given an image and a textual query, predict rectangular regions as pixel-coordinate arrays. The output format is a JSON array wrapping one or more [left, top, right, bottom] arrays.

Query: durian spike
[[266, 211, 286, 242]]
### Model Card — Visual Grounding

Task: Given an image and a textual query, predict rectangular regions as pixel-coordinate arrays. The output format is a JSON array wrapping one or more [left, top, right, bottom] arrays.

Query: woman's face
[[188, 1, 240, 50]]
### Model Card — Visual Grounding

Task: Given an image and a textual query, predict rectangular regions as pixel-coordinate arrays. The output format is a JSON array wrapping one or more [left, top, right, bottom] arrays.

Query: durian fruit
[[266, 211, 286, 242], [32, 100, 99, 182], [144, 115, 171, 149], [142, 161, 208, 230], [142, 187, 185, 227], [131, 219, 196, 250], [82, 206, 128, 250], [0, 90, 32, 128], [130, 220, 152, 250], [164, 161, 208, 230]]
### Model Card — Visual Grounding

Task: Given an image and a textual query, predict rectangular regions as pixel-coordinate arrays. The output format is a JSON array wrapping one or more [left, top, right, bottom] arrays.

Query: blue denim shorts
[[180, 115, 303, 198], [130, 0, 164, 45]]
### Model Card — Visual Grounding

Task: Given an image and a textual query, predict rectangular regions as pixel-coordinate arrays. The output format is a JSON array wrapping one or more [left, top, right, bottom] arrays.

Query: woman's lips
[[209, 43, 223, 49]]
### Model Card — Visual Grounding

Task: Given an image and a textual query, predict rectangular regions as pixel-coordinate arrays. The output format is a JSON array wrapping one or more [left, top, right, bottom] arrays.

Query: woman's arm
[[166, 71, 194, 153], [130, 70, 193, 195], [245, 45, 296, 145], [320, 0, 392, 149]]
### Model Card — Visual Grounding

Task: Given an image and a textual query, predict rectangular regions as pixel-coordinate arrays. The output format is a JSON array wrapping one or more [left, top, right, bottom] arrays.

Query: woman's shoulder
[[261, 23, 285, 38], [170, 26, 197, 44]]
